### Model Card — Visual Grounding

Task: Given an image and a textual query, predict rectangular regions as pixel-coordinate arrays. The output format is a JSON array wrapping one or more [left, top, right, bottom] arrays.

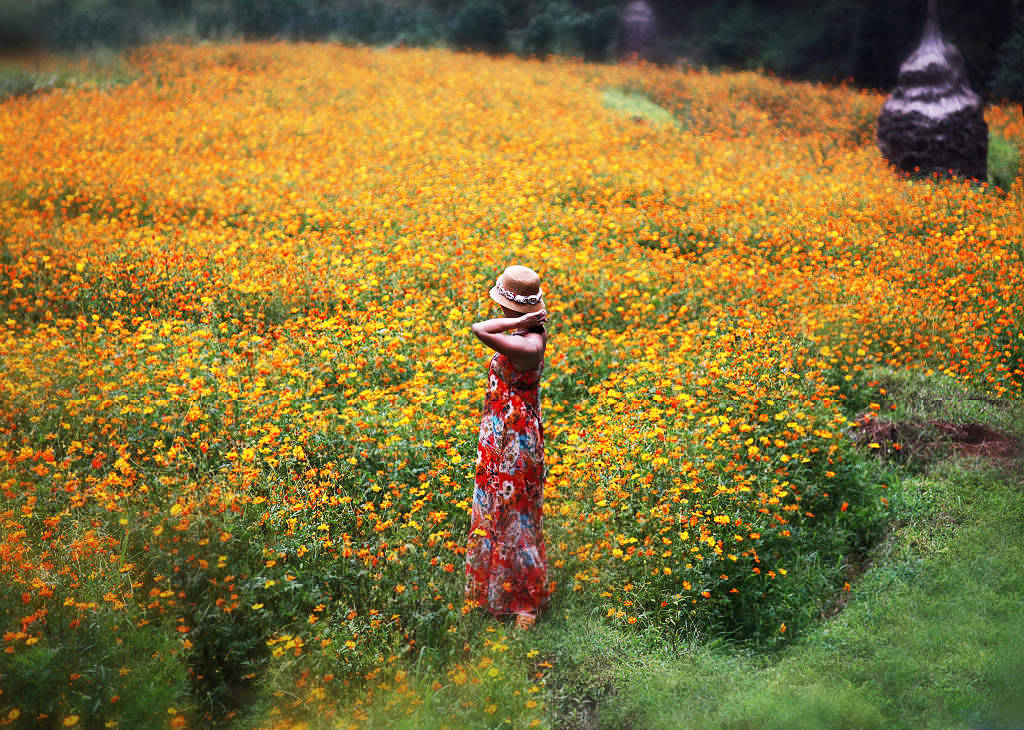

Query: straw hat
[[488, 265, 544, 314]]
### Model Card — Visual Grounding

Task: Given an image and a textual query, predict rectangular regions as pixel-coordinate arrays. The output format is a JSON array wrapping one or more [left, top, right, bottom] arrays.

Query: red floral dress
[[464, 333, 550, 616]]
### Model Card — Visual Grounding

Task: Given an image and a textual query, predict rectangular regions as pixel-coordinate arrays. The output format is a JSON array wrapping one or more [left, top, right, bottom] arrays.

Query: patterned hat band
[[495, 279, 543, 305]]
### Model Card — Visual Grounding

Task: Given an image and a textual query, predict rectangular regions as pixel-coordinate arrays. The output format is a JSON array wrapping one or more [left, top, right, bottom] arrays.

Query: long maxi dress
[[464, 330, 550, 616]]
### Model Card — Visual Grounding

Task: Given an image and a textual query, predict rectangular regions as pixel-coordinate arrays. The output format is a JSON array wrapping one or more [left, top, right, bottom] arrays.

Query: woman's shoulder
[[503, 329, 545, 373], [513, 328, 547, 354]]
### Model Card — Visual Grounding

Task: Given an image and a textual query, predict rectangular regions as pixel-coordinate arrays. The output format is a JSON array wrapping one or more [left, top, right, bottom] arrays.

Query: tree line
[[0, 0, 1021, 100]]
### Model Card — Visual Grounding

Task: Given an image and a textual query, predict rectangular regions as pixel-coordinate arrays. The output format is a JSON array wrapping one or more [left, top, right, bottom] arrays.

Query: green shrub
[[988, 130, 1021, 191], [390, 5, 443, 48], [0, 599, 189, 726], [522, 11, 556, 58], [695, 0, 763, 69], [0, 0, 36, 49], [525, 0, 585, 57], [333, 1, 381, 43], [448, 0, 508, 54], [991, 16, 1024, 102], [193, 1, 235, 39], [233, 0, 324, 39], [38, 0, 161, 49], [573, 5, 618, 62], [497, 0, 529, 28], [0, 50, 136, 101], [331, 2, 442, 46], [0, 66, 50, 100]]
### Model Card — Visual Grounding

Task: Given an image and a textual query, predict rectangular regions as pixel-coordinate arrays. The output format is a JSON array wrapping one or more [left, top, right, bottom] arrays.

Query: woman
[[464, 265, 550, 630]]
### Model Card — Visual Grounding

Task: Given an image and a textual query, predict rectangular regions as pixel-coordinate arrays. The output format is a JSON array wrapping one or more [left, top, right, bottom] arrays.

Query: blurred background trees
[[0, 0, 1021, 101]]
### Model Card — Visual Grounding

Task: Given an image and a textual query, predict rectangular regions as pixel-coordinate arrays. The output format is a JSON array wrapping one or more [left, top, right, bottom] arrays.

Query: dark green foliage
[[36, 0, 161, 49], [694, 1, 762, 69], [448, 0, 508, 53], [497, 0, 529, 27], [3, 0, 1022, 94], [523, 11, 556, 58], [991, 15, 1024, 102], [199, 0, 359, 42], [0, 0, 36, 50], [0, 605, 189, 727], [572, 5, 618, 61], [172, 530, 273, 721], [232, 0, 309, 38], [330, 2, 442, 46], [520, 0, 587, 58], [391, 5, 443, 47], [0, 66, 46, 99]]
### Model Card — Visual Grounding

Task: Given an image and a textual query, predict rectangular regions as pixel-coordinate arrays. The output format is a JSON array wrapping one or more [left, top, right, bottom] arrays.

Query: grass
[[601, 86, 680, 127], [0, 47, 135, 100], [989, 130, 1021, 191], [524, 371, 1024, 730]]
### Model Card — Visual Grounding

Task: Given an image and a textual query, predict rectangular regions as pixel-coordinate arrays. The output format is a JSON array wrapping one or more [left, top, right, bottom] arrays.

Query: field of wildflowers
[[0, 42, 1022, 727]]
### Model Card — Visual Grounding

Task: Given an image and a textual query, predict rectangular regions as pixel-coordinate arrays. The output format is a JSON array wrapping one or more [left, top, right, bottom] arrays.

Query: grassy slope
[[579, 466, 1024, 730], [522, 371, 1024, 730]]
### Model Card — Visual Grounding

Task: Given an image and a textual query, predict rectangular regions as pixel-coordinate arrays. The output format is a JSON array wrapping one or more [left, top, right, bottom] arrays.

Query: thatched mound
[[877, 0, 988, 180]]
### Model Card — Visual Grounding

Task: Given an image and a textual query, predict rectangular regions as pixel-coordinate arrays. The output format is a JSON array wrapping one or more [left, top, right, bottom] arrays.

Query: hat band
[[496, 279, 543, 306]]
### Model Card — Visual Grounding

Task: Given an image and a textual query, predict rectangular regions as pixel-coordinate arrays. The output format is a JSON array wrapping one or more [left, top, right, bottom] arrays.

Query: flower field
[[1, 43, 1022, 727]]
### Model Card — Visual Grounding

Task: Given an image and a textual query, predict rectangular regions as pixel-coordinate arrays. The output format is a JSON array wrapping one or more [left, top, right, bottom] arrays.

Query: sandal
[[514, 612, 536, 630]]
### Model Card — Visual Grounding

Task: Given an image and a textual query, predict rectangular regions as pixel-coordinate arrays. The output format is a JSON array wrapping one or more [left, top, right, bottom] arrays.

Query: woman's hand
[[517, 308, 547, 330]]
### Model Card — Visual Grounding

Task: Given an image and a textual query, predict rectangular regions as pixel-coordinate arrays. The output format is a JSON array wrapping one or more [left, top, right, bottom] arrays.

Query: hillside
[[0, 43, 1022, 728]]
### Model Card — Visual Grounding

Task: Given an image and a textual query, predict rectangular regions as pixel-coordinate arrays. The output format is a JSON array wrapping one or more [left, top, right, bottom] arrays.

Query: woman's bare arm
[[471, 309, 547, 371]]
